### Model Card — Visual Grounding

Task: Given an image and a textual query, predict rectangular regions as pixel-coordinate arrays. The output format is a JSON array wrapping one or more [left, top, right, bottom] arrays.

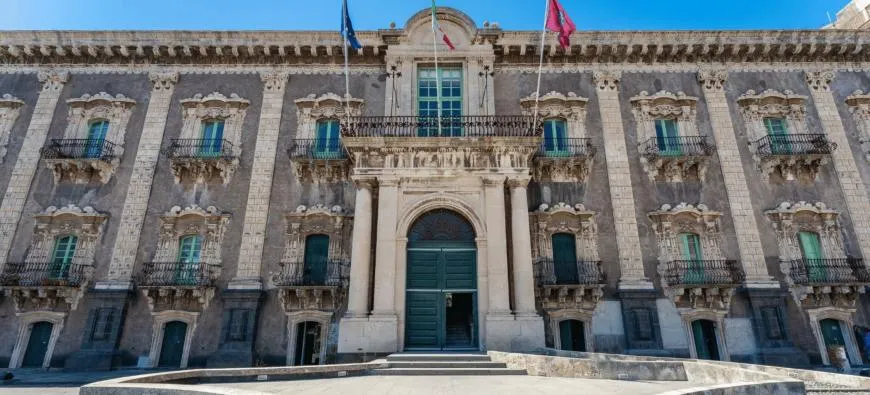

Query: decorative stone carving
[[648, 203, 738, 311], [764, 201, 865, 310], [520, 92, 594, 182], [845, 90, 870, 161], [630, 91, 713, 182], [169, 92, 249, 184], [42, 92, 136, 184], [272, 204, 352, 312], [0, 205, 107, 312], [698, 70, 728, 92], [737, 89, 833, 182], [0, 93, 24, 163], [529, 203, 603, 311], [291, 93, 364, 183], [593, 71, 620, 91]]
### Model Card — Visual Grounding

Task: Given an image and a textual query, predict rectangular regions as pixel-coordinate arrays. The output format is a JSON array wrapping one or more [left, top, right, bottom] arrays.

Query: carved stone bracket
[[0, 93, 24, 163], [2, 283, 90, 312], [277, 287, 345, 311], [140, 287, 216, 313], [169, 157, 239, 185], [537, 285, 604, 311], [846, 90, 870, 162], [663, 282, 737, 311]]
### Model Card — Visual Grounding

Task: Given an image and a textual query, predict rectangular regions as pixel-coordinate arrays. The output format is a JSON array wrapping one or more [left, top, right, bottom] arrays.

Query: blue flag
[[341, 0, 362, 50]]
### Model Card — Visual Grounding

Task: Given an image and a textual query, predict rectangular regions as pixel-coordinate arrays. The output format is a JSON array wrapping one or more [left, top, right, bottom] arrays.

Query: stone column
[[698, 70, 775, 286], [508, 177, 537, 315], [0, 71, 68, 269], [372, 177, 399, 315], [345, 179, 375, 317], [231, 71, 289, 289], [483, 176, 511, 315], [593, 71, 650, 289], [101, 72, 178, 288], [806, 71, 870, 263]]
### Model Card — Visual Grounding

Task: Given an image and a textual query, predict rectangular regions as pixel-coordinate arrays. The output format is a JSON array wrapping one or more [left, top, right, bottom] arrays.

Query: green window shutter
[[655, 119, 681, 155], [176, 235, 202, 285], [303, 234, 330, 284], [764, 117, 791, 154], [552, 233, 578, 284], [543, 119, 568, 155], [314, 120, 340, 158], [679, 233, 705, 284], [51, 235, 78, 279], [417, 67, 463, 136], [200, 120, 225, 156], [85, 120, 110, 158], [798, 231, 826, 282]]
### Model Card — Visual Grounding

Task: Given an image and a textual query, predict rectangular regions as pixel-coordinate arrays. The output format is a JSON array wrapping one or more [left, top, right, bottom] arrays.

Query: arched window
[[543, 118, 568, 155], [552, 233, 578, 284], [176, 235, 202, 285], [303, 234, 330, 285], [798, 231, 826, 282], [199, 119, 225, 156], [85, 119, 109, 158], [314, 119, 341, 159], [655, 118, 681, 155], [679, 232, 705, 284], [50, 235, 78, 280]]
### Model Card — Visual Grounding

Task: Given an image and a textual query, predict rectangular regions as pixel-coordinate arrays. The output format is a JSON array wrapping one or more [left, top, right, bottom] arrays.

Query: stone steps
[[386, 361, 509, 369], [375, 353, 526, 376], [385, 353, 491, 362], [370, 367, 527, 376]]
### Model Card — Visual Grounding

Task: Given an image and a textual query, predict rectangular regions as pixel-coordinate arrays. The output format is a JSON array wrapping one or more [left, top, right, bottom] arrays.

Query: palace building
[[3, 7, 870, 369]]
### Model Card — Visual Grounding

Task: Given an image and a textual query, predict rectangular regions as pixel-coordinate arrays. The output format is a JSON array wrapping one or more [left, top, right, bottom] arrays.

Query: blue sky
[[0, 0, 846, 31]]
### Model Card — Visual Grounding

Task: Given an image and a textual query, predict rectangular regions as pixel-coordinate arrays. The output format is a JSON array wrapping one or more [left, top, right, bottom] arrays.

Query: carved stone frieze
[[290, 93, 363, 184], [537, 285, 603, 310], [277, 287, 345, 311], [2, 286, 90, 312], [0, 93, 24, 163], [519, 91, 588, 124], [630, 90, 711, 182], [845, 90, 870, 161], [140, 287, 216, 312]]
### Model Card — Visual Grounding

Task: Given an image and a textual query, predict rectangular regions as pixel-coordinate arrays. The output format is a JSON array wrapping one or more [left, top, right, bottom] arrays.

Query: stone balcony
[[639, 136, 715, 182], [753, 134, 837, 181], [0, 261, 92, 311], [135, 261, 221, 312], [658, 260, 745, 310], [271, 259, 349, 311], [533, 258, 605, 310], [163, 138, 239, 185], [532, 138, 595, 182], [288, 138, 350, 183], [41, 139, 121, 184], [782, 258, 870, 309]]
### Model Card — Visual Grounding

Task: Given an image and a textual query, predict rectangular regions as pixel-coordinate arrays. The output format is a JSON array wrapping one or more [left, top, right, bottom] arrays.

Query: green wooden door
[[680, 233, 705, 284], [692, 320, 721, 360], [559, 319, 586, 352], [21, 321, 53, 367], [303, 234, 330, 284], [543, 119, 569, 156], [820, 319, 846, 355], [85, 120, 109, 158], [50, 235, 77, 280], [655, 119, 681, 155], [552, 233, 578, 284], [765, 117, 790, 154], [199, 120, 224, 156], [158, 321, 187, 367], [314, 120, 341, 159], [799, 231, 826, 282]]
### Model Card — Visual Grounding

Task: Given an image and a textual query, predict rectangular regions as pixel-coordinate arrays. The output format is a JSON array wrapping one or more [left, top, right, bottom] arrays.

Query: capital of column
[[37, 70, 69, 92], [698, 69, 728, 92], [261, 71, 290, 92], [506, 176, 531, 189], [377, 177, 400, 187], [481, 175, 506, 187], [593, 70, 621, 92], [353, 177, 377, 191], [805, 70, 835, 92], [149, 71, 179, 92]]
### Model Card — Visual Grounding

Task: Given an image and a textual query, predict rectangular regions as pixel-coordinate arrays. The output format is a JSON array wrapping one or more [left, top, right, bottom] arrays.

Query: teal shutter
[[798, 231, 826, 282], [680, 233, 705, 284], [303, 234, 330, 284], [655, 119, 681, 155], [199, 120, 225, 156], [692, 320, 712, 360], [417, 67, 463, 136], [543, 119, 568, 156], [85, 120, 109, 158], [552, 233, 578, 284], [314, 120, 341, 159], [176, 235, 202, 285], [50, 235, 78, 280], [764, 117, 790, 154]]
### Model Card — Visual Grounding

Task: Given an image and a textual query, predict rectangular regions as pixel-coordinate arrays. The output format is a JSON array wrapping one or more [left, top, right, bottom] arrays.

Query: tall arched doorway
[[405, 209, 478, 350]]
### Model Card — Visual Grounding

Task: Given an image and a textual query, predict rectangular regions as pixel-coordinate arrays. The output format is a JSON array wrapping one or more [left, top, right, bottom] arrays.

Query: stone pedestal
[[337, 315, 399, 355], [619, 289, 664, 354], [484, 313, 545, 352], [206, 290, 262, 368], [746, 287, 810, 367], [64, 289, 131, 370]]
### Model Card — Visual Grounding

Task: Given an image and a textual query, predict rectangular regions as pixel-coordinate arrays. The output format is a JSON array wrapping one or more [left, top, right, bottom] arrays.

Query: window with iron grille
[[227, 309, 249, 342], [90, 308, 115, 342]]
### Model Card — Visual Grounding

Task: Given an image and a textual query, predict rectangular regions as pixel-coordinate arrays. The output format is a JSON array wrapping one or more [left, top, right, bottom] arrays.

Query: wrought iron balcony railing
[[755, 134, 837, 158], [341, 116, 542, 138], [135, 262, 220, 287], [272, 258, 350, 287], [641, 136, 715, 159], [288, 139, 347, 161], [535, 138, 595, 158], [534, 258, 606, 286], [787, 258, 870, 285], [0, 262, 91, 287], [662, 260, 745, 287], [41, 139, 120, 162], [163, 139, 236, 160]]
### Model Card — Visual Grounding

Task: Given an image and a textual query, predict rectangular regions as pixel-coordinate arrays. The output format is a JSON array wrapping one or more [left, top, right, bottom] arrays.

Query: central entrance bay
[[405, 209, 478, 350]]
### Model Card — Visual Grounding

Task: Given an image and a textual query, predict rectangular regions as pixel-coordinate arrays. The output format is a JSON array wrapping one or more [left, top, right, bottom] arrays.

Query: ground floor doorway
[[691, 319, 721, 360]]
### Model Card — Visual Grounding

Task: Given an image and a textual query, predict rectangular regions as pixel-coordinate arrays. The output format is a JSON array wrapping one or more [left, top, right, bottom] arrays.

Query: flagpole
[[432, 2, 443, 137], [533, 0, 550, 133], [342, 0, 352, 122]]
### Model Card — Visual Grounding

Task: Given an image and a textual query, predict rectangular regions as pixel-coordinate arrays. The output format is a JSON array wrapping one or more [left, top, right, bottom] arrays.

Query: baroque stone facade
[[4, 7, 870, 370]]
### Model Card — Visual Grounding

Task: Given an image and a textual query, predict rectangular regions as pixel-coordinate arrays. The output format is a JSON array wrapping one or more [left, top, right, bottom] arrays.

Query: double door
[[405, 246, 477, 350]]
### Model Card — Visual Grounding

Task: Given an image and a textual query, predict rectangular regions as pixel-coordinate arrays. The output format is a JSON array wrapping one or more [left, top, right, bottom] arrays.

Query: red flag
[[546, 0, 576, 49]]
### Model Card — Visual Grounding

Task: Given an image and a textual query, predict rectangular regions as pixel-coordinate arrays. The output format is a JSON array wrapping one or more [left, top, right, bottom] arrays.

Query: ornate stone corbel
[[698, 69, 728, 92], [593, 71, 620, 92], [846, 90, 870, 161], [0, 93, 24, 163], [805, 70, 835, 92]]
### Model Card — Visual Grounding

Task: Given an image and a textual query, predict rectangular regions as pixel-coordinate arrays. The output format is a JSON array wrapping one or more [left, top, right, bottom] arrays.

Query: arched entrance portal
[[405, 209, 478, 350]]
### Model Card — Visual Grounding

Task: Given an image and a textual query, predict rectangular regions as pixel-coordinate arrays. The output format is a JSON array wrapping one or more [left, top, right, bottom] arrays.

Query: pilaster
[[483, 175, 511, 315], [507, 176, 537, 316], [0, 70, 68, 268], [101, 72, 178, 288], [805, 70, 870, 264], [371, 177, 399, 316], [593, 71, 651, 289], [698, 69, 775, 286], [231, 71, 290, 289], [345, 178, 375, 317]]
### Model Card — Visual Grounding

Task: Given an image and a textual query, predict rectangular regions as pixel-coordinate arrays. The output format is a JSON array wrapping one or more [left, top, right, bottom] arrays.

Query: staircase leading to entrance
[[371, 353, 527, 376]]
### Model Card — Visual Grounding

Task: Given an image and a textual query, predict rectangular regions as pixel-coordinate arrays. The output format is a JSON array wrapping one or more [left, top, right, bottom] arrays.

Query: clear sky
[[0, 0, 847, 31]]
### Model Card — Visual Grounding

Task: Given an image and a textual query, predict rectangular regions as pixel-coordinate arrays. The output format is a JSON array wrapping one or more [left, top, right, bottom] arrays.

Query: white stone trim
[[737, 89, 810, 143], [519, 91, 588, 138], [0, 93, 24, 163], [530, 202, 599, 264], [285, 310, 332, 366], [26, 204, 107, 272], [279, 204, 352, 270], [806, 307, 862, 366], [679, 308, 730, 361], [152, 205, 230, 268], [630, 90, 700, 143], [294, 93, 364, 140], [764, 201, 846, 263], [648, 203, 726, 264], [845, 90, 870, 162], [63, 92, 135, 148], [8, 311, 66, 368], [548, 309, 594, 352], [147, 310, 199, 368]]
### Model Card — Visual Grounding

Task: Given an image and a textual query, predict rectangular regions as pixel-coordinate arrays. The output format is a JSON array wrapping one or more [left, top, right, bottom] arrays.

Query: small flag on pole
[[546, 0, 575, 49], [431, 0, 456, 50], [342, 0, 362, 50]]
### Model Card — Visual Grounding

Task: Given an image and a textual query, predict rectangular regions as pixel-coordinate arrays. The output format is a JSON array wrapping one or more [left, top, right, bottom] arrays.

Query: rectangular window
[[85, 120, 109, 158], [679, 233, 706, 284], [199, 120, 225, 156], [90, 308, 116, 342], [51, 235, 78, 280], [227, 309, 248, 342], [543, 119, 569, 156], [760, 307, 785, 340], [798, 231, 826, 282], [176, 235, 203, 285], [633, 308, 653, 341], [417, 67, 462, 137], [764, 117, 791, 154], [654, 119, 681, 155], [314, 120, 342, 159]]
